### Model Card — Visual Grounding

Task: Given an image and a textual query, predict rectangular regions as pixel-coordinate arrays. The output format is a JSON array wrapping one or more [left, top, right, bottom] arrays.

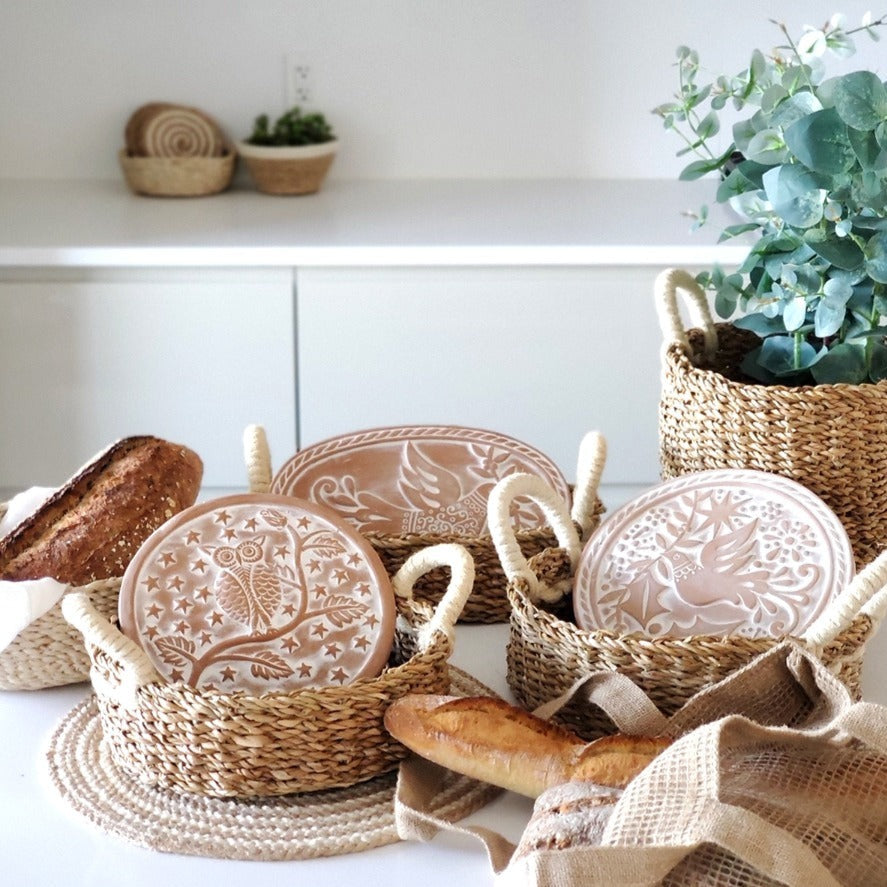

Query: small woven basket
[[243, 425, 605, 623], [491, 446, 887, 741], [0, 501, 122, 691], [236, 141, 337, 195], [62, 543, 474, 798], [119, 147, 236, 197], [657, 267, 887, 569]]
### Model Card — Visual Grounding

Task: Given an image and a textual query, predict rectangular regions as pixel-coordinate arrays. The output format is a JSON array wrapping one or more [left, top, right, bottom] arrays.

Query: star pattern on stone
[[330, 667, 349, 685], [191, 557, 208, 573], [214, 509, 232, 526], [159, 552, 176, 567], [281, 636, 299, 653], [174, 596, 192, 613], [324, 642, 341, 658], [312, 623, 328, 638], [220, 666, 236, 682], [185, 530, 201, 544]]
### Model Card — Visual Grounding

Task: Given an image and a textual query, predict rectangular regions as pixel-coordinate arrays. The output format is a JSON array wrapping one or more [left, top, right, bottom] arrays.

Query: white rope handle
[[802, 547, 887, 647], [243, 423, 272, 493], [654, 267, 718, 360], [391, 543, 475, 652], [61, 591, 160, 708], [570, 430, 607, 537], [488, 473, 581, 604]]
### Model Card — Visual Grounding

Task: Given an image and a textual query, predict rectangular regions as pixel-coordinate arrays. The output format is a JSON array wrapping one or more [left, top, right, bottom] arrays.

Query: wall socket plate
[[284, 53, 313, 107]]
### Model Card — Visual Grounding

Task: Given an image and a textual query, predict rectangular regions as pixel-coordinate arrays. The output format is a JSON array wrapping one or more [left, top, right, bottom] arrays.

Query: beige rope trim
[[488, 473, 580, 604], [61, 591, 160, 708], [570, 430, 607, 537], [392, 543, 474, 651], [655, 267, 718, 359], [243, 423, 272, 493], [802, 547, 887, 648]]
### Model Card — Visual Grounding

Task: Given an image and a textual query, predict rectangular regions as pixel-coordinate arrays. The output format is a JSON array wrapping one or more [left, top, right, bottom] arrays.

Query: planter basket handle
[[802, 547, 887, 648], [392, 543, 475, 652], [655, 267, 719, 360], [488, 473, 582, 604]]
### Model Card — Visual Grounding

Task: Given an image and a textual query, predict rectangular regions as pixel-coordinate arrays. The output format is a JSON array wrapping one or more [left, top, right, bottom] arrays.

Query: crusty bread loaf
[[384, 694, 670, 798], [0, 436, 203, 584]]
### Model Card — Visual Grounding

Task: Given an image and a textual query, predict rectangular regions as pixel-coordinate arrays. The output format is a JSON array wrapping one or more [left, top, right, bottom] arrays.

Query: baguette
[[384, 694, 670, 798], [0, 436, 203, 584]]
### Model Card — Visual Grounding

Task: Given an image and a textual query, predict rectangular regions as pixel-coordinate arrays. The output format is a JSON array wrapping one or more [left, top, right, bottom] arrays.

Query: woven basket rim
[[667, 326, 887, 397]]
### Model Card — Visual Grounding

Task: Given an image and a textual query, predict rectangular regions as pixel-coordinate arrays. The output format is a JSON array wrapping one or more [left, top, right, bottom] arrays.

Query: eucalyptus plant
[[246, 106, 335, 146], [655, 13, 887, 384]]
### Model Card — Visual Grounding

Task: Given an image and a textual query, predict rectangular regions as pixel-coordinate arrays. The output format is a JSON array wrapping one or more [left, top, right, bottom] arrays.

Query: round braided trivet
[[46, 666, 500, 860]]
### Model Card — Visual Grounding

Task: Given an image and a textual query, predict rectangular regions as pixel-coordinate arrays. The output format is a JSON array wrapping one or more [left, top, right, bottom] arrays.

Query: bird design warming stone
[[271, 425, 571, 537], [573, 469, 855, 639], [118, 494, 395, 693]]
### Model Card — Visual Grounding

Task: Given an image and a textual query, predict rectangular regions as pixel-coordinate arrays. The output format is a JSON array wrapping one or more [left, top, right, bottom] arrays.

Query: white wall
[[1, 1, 884, 182]]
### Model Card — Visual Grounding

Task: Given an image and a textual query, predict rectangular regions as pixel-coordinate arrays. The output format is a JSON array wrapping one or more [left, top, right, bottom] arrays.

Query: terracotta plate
[[271, 425, 570, 537], [119, 494, 395, 693], [574, 469, 854, 639]]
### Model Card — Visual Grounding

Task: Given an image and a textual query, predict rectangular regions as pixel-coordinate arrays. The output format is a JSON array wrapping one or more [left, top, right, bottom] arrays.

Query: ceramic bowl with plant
[[237, 106, 338, 195]]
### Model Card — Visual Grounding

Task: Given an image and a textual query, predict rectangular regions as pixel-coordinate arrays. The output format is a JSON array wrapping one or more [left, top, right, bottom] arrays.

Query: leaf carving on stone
[[304, 532, 347, 558], [155, 635, 196, 667], [320, 595, 367, 628], [248, 649, 295, 680]]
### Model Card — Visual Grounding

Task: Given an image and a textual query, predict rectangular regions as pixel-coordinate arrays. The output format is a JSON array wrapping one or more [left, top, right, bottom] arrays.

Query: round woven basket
[[236, 141, 338, 195], [243, 425, 606, 623], [0, 501, 122, 691], [657, 267, 887, 570], [490, 462, 887, 742], [118, 147, 236, 197], [62, 543, 474, 798]]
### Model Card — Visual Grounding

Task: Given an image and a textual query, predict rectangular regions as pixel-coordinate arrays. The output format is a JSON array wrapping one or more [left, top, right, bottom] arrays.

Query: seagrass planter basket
[[0, 501, 121, 691], [657, 267, 887, 570], [236, 141, 338, 195], [119, 147, 236, 197], [62, 543, 473, 798], [490, 450, 887, 742], [244, 425, 605, 624]]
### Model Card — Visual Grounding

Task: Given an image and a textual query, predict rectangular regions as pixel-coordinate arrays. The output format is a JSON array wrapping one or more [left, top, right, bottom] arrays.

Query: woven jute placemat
[[46, 666, 499, 861]]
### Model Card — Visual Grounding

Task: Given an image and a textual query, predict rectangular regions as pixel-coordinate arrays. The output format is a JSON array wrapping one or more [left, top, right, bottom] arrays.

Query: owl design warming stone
[[119, 494, 395, 693]]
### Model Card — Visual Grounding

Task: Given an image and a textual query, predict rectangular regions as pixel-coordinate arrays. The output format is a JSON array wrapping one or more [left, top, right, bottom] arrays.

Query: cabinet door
[[296, 266, 663, 488], [0, 269, 296, 491]]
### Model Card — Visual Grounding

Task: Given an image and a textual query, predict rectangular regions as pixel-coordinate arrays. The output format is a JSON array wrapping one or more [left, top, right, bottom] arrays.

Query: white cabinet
[[0, 268, 296, 491], [296, 266, 665, 487]]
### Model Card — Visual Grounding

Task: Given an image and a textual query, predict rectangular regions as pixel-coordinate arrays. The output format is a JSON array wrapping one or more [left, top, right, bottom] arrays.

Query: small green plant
[[245, 106, 335, 147], [655, 12, 887, 384]]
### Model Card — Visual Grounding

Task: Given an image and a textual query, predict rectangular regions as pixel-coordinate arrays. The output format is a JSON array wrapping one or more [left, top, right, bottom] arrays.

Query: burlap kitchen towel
[[395, 642, 887, 885]]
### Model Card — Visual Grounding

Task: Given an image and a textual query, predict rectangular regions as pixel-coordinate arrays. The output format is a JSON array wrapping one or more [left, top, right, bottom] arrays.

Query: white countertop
[[0, 177, 747, 268]]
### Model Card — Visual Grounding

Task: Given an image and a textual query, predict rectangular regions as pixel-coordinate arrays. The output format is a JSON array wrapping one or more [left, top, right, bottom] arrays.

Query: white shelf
[[0, 177, 746, 269]]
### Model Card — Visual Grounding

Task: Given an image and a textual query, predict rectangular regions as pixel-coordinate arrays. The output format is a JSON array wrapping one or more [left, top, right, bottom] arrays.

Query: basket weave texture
[[0, 502, 122, 691], [492, 463, 887, 742], [62, 544, 472, 798], [240, 149, 335, 195], [658, 269, 887, 570], [118, 148, 236, 197]]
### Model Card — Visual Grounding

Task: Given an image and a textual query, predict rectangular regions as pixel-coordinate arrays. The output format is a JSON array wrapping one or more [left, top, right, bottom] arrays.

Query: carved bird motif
[[207, 536, 283, 633], [649, 520, 771, 629]]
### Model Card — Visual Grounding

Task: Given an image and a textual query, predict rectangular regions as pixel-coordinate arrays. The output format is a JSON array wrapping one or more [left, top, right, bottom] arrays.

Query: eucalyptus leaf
[[869, 341, 887, 381], [864, 231, 887, 283], [770, 91, 823, 129], [848, 126, 882, 168], [805, 230, 865, 269], [783, 296, 809, 331], [831, 71, 887, 131], [758, 335, 819, 375], [745, 129, 790, 165], [815, 296, 848, 337], [762, 165, 826, 228], [810, 341, 868, 383], [733, 313, 789, 335], [784, 107, 856, 174]]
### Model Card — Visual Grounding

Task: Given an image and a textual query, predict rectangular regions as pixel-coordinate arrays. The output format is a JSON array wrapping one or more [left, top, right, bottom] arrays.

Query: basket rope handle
[[570, 430, 607, 537], [61, 591, 160, 707], [243, 423, 272, 493], [802, 547, 887, 648], [488, 473, 581, 604], [391, 543, 475, 652], [654, 267, 718, 360]]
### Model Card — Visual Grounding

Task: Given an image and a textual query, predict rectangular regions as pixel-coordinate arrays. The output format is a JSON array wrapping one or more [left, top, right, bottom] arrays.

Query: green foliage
[[246, 106, 335, 146], [655, 12, 887, 384]]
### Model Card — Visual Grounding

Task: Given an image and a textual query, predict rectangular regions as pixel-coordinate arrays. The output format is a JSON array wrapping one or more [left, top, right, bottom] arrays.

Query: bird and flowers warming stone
[[573, 469, 854, 639], [118, 494, 395, 693]]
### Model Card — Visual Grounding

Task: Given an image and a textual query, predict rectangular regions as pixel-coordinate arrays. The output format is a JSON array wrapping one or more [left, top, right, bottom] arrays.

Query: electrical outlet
[[284, 54, 313, 108]]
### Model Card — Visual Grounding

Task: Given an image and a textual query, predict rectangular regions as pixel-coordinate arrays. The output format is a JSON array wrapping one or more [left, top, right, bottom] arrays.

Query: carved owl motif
[[208, 536, 283, 633]]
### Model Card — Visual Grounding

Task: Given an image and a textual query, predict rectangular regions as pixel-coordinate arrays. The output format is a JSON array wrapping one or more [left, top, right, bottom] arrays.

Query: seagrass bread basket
[[0, 501, 122, 691], [490, 438, 887, 741], [62, 543, 474, 798], [243, 425, 605, 624], [657, 267, 887, 570], [119, 147, 237, 197]]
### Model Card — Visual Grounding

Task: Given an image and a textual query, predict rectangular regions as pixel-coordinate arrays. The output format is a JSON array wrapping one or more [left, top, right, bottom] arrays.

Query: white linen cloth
[[0, 487, 68, 652]]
